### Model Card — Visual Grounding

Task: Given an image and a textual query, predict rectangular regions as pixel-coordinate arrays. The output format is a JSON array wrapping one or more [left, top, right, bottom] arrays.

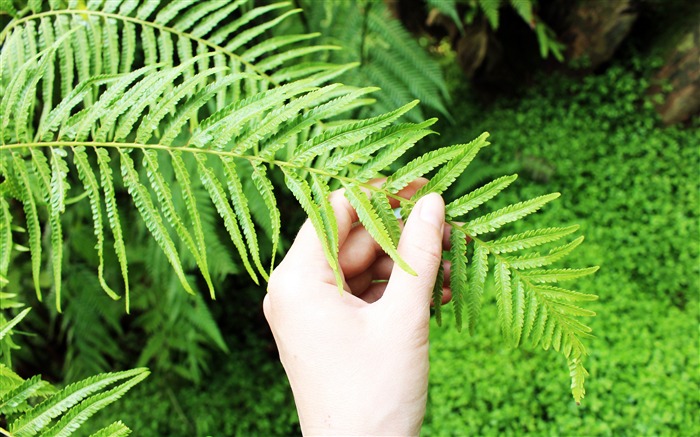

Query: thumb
[[382, 193, 445, 319]]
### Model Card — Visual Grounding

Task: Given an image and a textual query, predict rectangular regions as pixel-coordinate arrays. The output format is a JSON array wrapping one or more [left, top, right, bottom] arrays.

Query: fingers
[[278, 178, 430, 276], [381, 193, 446, 320]]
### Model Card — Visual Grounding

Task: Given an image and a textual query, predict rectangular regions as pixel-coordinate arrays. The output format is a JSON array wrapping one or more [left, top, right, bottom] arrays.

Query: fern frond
[[413, 133, 490, 199], [8, 368, 149, 437], [41, 369, 149, 437], [466, 243, 489, 334], [426, 0, 464, 33], [382, 143, 466, 193], [325, 118, 436, 175], [0, 375, 48, 415], [504, 236, 585, 269], [494, 260, 513, 339], [292, 100, 419, 165], [0, 196, 11, 281], [119, 150, 194, 294], [449, 227, 469, 332], [223, 158, 267, 281], [0, 308, 31, 342], [9, 153, 42, 300], [370, 192, 402, 246], [49, 148, 70, 311], [489, 225, 580, 254], [283, 167, 343, 290], [141, 149, 214, 295], [465, 193, 560, 236], [446, 174, 518, 219], [95, 148, 130, 310], [69, 146, 121, 298], [479, 0, 501, 28], [344, 183, 415, 276], [89, 421, 132, 437], [432, 260, 445, 326], [196, 154, 259, 286], [170, 150, 214, 296], [520, 267, 600, 283], [250, 163, 281, 273]]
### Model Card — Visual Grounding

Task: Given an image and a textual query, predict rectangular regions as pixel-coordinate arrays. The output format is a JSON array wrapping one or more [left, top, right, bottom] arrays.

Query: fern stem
[[1, 141, 411, 204], [0, 10, 277, 85]]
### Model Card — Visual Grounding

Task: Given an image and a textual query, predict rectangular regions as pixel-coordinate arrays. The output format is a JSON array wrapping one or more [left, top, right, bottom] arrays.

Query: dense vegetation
[[1, 0, 698, 435], [87, 52, 699, 435]]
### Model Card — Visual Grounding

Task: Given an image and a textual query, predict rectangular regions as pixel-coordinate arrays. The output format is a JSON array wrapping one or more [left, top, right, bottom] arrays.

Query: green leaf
[[520, 267, 600, 283], [466, 242, 488, 334], [72, 146, 120, 300], [250, 163, 280, 274], [446, 174, 518, 219], [479, 0, 501, 29], [49, 148, 70, 312], [196, 154, 259, 285], [450, 227, 468, 332], [283, 168, 343, 290], [370, 192, 402, 246], [383, 143, 467, 194], [222, 157, 267, 281], [412, 132, 490, 199], [511, 278, 526, 346], [292, 100, 419, 165], [0, 196, 11, 281], [10, 153, 42, 300], [327, 119, 436, 175], [535, 285, 599, 303], [489, 225, 580, 254], [343, 183, 415, 275], [96, 149, 130, 311], [9, 368, 149, 437], [465, 193, 560, 236], [569, 354, 589, 404], [0, 308, 31, 342], [0, 374, 48, 415], [432, 260, 445, 326], [426, 0, 464, 33], [89, 421, 132, 437], [119, 150, 194, 294], [504, 236, 585, 269], [41, 369, 149, 437], [141, 149, 214, 296], [494, 261, 512, 340]]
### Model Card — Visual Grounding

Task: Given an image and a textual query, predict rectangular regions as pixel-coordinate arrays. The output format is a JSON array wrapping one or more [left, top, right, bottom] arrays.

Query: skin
[[263, 179, 457, 436]]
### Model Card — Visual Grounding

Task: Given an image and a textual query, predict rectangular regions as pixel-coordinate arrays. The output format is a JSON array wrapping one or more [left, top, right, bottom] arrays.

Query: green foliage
[[0, 365, 148, 437], [0, 310, 146, 437], [422, 54, 699, 435], [296, 0, 452, 122], [1, 0, 596, 413]]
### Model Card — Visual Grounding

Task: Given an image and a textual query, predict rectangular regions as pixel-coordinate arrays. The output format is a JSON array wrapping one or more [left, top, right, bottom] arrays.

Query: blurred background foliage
[[2, 0, 698, 435]]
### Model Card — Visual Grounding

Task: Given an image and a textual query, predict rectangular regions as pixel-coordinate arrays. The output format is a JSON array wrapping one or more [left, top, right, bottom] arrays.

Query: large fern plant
[[0, 308, 147, 436], [0, 0, 597, 403]]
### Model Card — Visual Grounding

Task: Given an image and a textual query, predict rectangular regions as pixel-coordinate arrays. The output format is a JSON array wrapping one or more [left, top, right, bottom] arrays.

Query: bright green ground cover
[[91, 56, 699, 436]]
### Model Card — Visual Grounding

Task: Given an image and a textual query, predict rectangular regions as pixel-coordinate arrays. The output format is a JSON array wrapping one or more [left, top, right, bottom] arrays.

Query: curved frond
[[0, 0, 598, 403]]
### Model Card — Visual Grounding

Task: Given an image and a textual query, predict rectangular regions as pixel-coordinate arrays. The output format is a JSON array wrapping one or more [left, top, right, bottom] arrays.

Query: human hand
[[263, 180, 454, 436]]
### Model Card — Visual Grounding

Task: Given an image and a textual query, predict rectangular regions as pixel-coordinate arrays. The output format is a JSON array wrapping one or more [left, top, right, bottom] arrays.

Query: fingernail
[[418, 193, 445, 230]]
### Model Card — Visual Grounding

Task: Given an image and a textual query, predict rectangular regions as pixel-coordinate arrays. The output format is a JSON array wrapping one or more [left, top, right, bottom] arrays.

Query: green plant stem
[[0, 141, 410, 204]]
